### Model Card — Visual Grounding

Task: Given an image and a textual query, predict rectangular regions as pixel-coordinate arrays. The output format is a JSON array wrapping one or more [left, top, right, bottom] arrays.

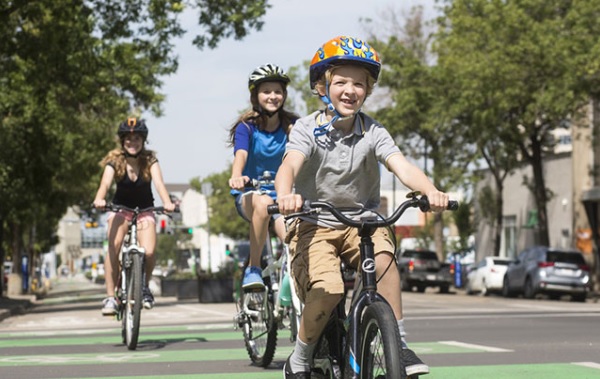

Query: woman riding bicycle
[[227, 64, 298, 290], [275, 36, 450, 378], [93, 117, 175, 316]]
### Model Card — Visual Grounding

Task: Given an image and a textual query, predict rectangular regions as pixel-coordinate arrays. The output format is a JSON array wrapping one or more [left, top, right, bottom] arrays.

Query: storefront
[[582, 187, 600, 291]]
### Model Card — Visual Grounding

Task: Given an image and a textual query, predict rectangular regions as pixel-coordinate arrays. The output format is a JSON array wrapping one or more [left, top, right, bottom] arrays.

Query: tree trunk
[[529, 136, 550, 246], [433, 212, 444, 260], [494, 180, 504, 257]]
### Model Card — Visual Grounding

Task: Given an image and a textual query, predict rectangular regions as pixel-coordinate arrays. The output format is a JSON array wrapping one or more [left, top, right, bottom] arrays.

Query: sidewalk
[[0, 274, 105, 323]]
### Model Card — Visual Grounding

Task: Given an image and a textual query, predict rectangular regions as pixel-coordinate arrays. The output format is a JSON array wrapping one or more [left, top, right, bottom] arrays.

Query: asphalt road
[[0, 276, 599, 379]]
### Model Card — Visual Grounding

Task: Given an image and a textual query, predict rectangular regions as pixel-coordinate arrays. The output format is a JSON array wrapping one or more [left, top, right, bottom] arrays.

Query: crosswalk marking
[[573, 362, 600, 370], [438, 340, 513, 352]]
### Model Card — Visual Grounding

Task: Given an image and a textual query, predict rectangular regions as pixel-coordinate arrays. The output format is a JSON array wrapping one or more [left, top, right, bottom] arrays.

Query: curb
[[0, 296, 35, 323]]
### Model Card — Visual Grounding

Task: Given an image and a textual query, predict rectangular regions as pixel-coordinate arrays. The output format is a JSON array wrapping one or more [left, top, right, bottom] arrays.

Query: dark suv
[[502, 246, 590, 302], [397, 249, 453, 293]]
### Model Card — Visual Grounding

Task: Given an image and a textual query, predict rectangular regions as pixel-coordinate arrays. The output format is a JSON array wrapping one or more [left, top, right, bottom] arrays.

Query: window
[[502, 215, 517, 258]]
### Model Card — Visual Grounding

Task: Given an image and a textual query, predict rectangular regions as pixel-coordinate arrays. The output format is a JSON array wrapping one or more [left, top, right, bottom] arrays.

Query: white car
[[466, 256, 511, 295]]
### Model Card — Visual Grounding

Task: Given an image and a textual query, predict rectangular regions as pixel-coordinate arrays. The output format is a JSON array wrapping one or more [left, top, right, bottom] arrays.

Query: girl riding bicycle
[[275, 36, 450, 378], [93, 117, 175, 316], [227, 64, 298, 290]]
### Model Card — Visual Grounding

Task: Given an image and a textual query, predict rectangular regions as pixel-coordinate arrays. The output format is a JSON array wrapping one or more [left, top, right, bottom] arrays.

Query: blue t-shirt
[[231, 121, 287, 199]]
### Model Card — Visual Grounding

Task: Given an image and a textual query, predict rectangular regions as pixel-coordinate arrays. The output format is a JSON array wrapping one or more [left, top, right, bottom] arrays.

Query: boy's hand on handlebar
[[426, 190, 450, 212], [276, 193, 304, 215], [229, 175, 250, 190]]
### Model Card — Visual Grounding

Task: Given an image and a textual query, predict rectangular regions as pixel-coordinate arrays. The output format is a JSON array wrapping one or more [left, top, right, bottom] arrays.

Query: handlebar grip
[[267, 204, 279, 215], [244, 179, 259, 188], [448, 200, 459, 211]]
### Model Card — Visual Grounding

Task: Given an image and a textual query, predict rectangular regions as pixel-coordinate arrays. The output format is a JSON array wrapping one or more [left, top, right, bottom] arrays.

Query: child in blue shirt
[[228, 64, 298, 289]]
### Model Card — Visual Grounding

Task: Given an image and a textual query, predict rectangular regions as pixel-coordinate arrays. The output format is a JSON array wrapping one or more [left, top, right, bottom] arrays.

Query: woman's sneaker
[[143, 287, 154, 309], [403, 348, 430, 376], [101, 297, 119, 316], [242, 266, 264, 290]]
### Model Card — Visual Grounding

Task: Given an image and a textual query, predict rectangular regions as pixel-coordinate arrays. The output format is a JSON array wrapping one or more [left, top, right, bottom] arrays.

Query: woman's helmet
[[309, 36, 381, 89], [117, 117, 148, 140], [248, 64, 290, 92]]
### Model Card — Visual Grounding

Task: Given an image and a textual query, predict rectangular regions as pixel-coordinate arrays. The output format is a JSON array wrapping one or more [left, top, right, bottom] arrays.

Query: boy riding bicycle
[[274, 36, 450, 378]]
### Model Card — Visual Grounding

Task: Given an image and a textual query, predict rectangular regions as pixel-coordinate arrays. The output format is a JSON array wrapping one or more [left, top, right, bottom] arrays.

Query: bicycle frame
[[234, 172, 302, 367], [118, 211, 146, 314], [271, 193, 458, 378]]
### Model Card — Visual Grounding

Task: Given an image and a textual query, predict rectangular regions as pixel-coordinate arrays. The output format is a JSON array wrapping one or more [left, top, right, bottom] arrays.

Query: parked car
[[397, 249, 453, 293], [502, 246, 590, 302], [465, 256, 511, 296]]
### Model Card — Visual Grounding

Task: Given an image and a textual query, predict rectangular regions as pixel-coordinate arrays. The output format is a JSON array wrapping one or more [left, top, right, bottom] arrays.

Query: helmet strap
[[313, 83, 354, 137]]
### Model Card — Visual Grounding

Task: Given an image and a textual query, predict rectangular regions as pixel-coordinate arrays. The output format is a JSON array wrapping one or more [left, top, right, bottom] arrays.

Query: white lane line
[[439, 340, 513, 352], [174, 304, 232, 317], [408, 312, 599, 321], [573, 362, 600, 370]]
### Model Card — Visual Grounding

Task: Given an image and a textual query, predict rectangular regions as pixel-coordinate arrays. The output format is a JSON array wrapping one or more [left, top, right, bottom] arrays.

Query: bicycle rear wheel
[[240, 289, 278, 367], [122, 253, 143, 350], [359, 302, 404, 379]]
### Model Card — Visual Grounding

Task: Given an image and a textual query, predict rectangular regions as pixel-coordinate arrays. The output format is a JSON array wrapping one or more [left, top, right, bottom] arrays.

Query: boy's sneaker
[[403, 348, 430, 376], [242, 266, 264, 290], [283, 355, 310, 379], [101, 297, 119, 316], [142, 287, 154, 309]]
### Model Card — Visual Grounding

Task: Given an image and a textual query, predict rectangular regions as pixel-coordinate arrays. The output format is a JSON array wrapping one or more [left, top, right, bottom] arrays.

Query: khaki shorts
[[287, 220, 395, 304]]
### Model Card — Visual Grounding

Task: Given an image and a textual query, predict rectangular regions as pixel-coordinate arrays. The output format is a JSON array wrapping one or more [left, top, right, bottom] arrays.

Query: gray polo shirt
[[286, 110, 401, 228]]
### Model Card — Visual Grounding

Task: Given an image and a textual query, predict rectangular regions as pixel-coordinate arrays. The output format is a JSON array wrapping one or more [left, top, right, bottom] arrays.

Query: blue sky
[[145, 0, 438, 184]]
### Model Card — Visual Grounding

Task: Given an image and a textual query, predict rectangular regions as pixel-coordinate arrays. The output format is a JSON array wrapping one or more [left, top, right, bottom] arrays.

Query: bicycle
[[232, 172, 303, 367], [268, 192, 458, 379], [101, 203, 176, 350]]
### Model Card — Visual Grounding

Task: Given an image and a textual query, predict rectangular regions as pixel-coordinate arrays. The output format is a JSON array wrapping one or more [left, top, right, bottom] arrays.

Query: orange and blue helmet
[[309, 36, 381, 89]]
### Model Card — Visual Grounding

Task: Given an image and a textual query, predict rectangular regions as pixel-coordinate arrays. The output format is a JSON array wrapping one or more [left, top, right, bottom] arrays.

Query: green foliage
[[287, 61, 322, 116], [192, 0, 270, 49], [452, 197, 474, 250], [434, 0, 600, 246], [156, 233, 179, 266], [190, 167, 249, 241], [0, 0, 269, 271]]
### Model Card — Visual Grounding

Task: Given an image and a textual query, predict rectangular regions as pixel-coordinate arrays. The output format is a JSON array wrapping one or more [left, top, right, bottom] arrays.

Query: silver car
[[502, 246, 590, 302]]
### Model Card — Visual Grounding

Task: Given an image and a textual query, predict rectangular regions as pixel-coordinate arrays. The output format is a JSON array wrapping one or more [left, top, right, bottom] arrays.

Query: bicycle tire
[[240, 288, 278, 367], [123, 253, 143, 350], [358, 302, 404, 379]]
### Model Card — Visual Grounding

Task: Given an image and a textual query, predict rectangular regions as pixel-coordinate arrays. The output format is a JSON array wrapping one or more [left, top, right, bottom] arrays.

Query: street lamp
[[201, 182, 213, 273]]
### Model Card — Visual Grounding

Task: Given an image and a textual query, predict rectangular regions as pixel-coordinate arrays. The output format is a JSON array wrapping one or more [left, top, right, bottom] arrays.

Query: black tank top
[[111, 168, 154, 209]]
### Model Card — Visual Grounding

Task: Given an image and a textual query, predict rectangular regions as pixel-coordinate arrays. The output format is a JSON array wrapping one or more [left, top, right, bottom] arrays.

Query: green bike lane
[[1, 324, 599, 378]]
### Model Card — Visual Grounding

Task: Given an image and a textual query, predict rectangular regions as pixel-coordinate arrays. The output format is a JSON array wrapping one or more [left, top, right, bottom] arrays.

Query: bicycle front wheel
[[122, 253, 143, 350], [240, 289, 278, 367], [359, 302, 404, 379]]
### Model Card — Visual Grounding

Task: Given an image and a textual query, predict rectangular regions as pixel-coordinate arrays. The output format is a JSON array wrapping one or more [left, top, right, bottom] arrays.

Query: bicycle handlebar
[[267, 194, 458, 229], [95, 203, 180, 215]]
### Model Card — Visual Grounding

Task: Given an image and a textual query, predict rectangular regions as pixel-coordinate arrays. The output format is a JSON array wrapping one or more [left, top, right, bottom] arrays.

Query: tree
[[435, 0, 600, 248], [366, 6, 478, 258], [0, 0, 271, 294], [190, 168, 249, 241]]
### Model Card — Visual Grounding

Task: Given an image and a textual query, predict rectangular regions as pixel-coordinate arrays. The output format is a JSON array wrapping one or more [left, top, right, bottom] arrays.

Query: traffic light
[[160, 219, 166, 234], [187, 227, 193, 234], [85, 221, 98, 228]]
